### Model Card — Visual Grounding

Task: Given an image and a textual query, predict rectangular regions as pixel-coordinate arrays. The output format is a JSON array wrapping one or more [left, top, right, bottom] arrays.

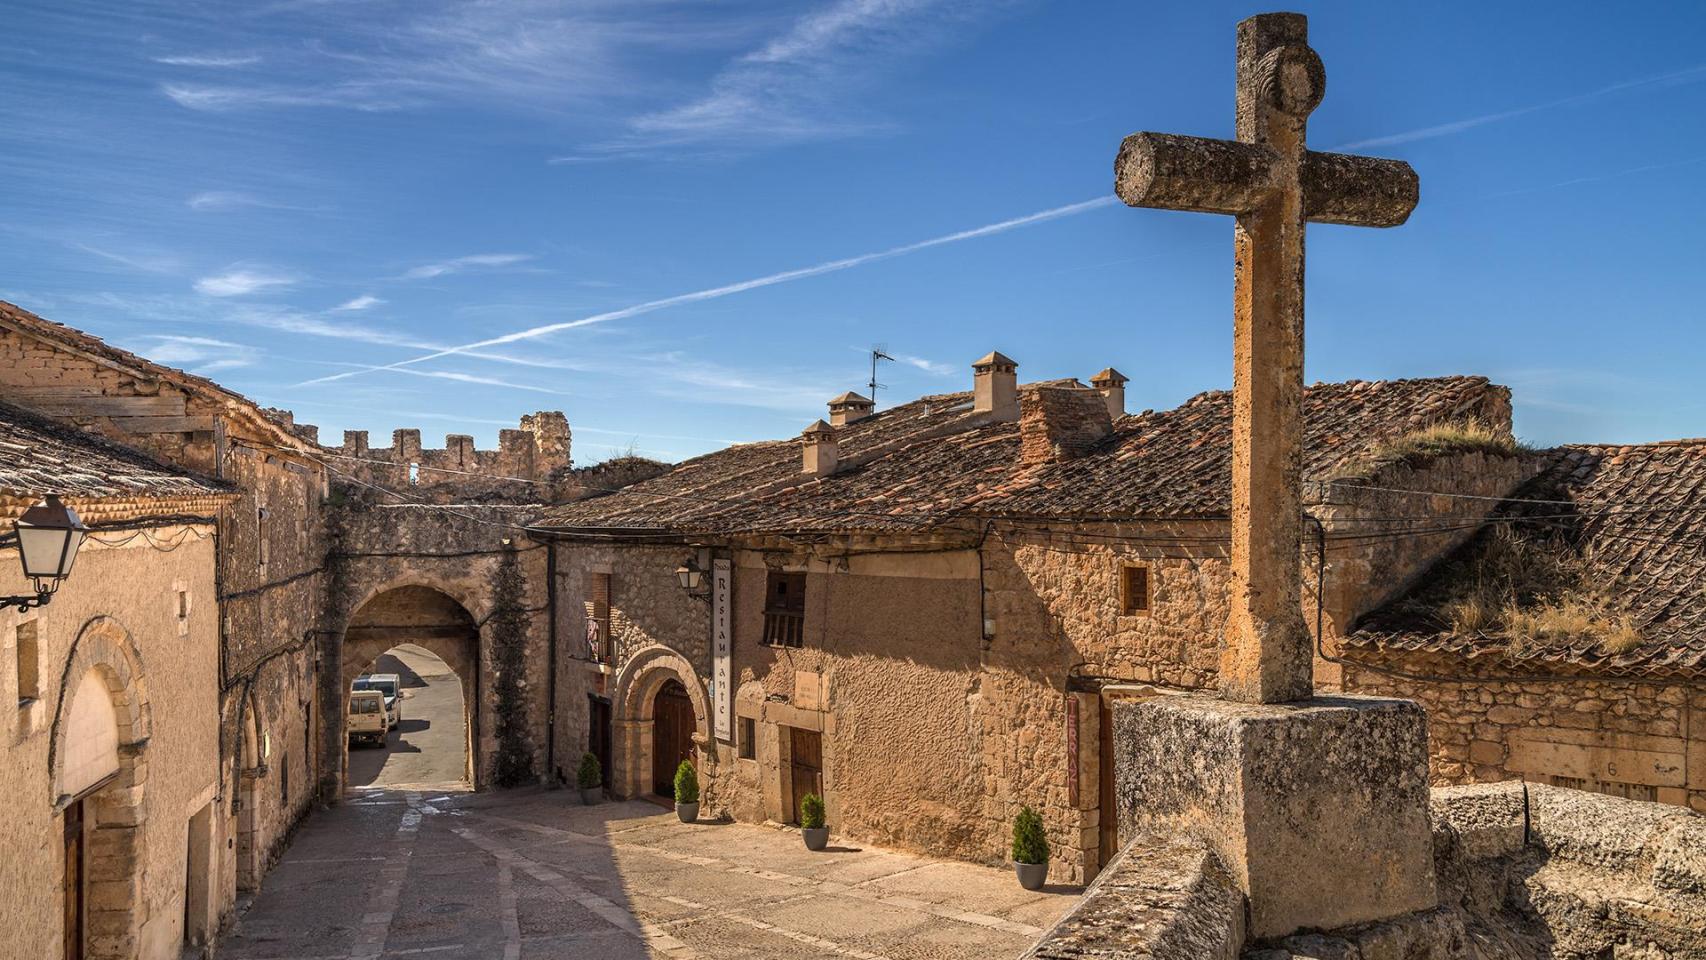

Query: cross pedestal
[[1108, 13, 1437, 943]]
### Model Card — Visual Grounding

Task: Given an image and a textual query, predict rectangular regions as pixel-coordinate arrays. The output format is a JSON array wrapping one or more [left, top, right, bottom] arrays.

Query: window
[[763, 571, 806, 647], [739, 717, 756, 760], [407, 462, 420, 485], [257, 507, 269, 568], [584, 573, 612, 662], [177, 590, 190, 621], [1119, 564, 1151, 616], [16, 620, 39, 703]]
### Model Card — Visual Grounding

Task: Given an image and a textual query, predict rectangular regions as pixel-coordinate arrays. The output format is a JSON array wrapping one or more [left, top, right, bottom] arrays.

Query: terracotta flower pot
[[802, 827, 829, 851], [676, 801, 699, 823], [1014, 861, 1047, 891]]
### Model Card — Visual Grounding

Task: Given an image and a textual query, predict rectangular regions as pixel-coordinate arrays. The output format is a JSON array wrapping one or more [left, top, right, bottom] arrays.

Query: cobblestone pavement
[[217, 788, 1080, 959]]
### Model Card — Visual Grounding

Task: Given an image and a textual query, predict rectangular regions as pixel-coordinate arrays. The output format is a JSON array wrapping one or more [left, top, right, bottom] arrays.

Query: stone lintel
[[1112, 693, 1437, 941]]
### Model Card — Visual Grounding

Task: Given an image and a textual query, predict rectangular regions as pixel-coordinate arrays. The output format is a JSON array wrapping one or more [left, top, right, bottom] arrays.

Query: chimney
[[1019, 386, 1114, 465], [827, 391, 875, 427], [1090, 367, 1129, 419], [801, 420, 839, 476], [972, 351, 1019, 420]]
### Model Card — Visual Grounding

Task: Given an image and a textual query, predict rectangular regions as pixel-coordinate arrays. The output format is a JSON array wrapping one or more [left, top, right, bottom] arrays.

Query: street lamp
[[5, 495, 87, 611], [675, 559, 704, 592]]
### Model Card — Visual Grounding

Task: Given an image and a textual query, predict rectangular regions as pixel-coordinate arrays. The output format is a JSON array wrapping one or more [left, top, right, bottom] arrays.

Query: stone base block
[[1112, 694, 1438, 940]]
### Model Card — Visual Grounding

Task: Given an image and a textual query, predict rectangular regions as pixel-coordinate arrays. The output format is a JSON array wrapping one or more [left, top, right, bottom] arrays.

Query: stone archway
[[610, 645, 711, 800], [234, 691, 265, 891], [48, 617, 151, 960], [339, 585, 480, 792]]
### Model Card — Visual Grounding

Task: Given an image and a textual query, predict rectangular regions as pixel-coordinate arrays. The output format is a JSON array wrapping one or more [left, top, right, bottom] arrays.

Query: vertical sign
[[712, 558, 733, 742], [1065, 694, 1079, 807]]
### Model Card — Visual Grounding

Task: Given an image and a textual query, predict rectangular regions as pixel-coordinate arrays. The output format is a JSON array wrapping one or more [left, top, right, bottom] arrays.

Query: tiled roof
[[539, 375, 1504, 535], [0, 400, 232, 501], [1349, 440, 1706, 677]]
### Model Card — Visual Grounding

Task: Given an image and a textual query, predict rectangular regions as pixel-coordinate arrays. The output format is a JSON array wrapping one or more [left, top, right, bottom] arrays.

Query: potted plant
[[799, 793, 828, 851], [673, 760, 699, 823], [576, 752, 602, 805], [1012, 806, 1049, 890]]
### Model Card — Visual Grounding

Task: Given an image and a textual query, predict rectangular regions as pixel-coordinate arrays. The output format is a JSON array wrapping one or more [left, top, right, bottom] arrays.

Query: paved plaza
[[216, 788, 1079, 960]]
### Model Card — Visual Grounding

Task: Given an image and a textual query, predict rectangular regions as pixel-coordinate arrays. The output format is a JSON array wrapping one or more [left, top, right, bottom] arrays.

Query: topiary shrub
[[1012, 806, 1048, 865], [673, 760, 699, 804], [800, 793, 825, 829], [577, 752, 601, 789]]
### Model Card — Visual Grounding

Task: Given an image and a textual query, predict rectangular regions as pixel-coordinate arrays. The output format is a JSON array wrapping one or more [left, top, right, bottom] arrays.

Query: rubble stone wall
[[329, 413, 571, 503]]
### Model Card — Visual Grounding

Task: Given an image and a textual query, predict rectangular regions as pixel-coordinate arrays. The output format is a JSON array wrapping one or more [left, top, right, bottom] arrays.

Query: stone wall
[[329, 413, 571, 503], [320, 500, 552, 795], [0, 527, 229, 960], [0, 324, 331, 904], [1345, 661, 1706, 813]]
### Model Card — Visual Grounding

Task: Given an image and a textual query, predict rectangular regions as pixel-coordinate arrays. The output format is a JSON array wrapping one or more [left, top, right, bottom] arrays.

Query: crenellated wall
[[327, 412, 573, 503]]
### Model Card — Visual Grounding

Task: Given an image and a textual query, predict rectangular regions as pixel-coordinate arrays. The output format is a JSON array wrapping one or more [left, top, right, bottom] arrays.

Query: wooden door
[[787, 728, 823, 824], [588, 695, 612, 791], [63, 801, 84, 960], [652, 681, 696, 798]]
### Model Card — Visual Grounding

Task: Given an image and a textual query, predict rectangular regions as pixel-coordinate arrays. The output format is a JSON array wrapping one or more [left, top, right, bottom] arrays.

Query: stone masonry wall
[[1345, 661, 1706, 814], [329, 413, 571, 503]]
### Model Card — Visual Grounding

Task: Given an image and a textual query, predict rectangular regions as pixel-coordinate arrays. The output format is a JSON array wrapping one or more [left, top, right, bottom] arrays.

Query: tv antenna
[[868, 347, 895, 409]]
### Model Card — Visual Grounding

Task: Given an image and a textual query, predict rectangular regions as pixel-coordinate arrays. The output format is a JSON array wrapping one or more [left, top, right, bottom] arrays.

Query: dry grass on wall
[[1332, 418, 1527, 482], [1411, 526, 1644, 656]]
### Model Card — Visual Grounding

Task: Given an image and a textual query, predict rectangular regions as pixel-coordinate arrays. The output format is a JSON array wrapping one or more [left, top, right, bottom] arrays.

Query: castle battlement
[[328, 411, 572, 502]]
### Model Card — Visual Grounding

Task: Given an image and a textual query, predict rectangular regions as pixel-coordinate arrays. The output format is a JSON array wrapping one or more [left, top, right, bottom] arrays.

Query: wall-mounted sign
[[713, 558, 733, 742]]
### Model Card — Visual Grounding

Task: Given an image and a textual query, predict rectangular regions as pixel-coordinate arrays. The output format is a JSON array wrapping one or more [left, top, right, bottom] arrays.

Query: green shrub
[[1011, 806, 1048, 865], [800, 793, 825, 829], [673, 760, 699, 804], [577, 752, 601, 789]]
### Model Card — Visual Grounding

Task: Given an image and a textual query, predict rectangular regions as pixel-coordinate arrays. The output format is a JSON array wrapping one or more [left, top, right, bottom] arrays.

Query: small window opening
[[1120, 564, 1151, 616], [763, 571, 806, 647], [584, 573, 612, 661], [177, 590, 190, 621], [739, 717, 756, 760], [16, 620, 39, 703], [408, 462, 420, 485]]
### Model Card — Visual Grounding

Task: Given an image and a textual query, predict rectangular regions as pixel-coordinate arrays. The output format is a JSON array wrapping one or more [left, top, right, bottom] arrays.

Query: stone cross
[[1114, 13, 1418, 703]]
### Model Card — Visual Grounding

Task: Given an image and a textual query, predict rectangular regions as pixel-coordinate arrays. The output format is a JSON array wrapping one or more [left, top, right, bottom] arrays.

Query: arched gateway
[[48, 617, 151, 960], [338, 585, 481, 791]]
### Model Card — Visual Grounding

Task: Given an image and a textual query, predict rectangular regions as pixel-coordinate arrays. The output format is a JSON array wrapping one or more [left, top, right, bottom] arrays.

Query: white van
[[353, 673, 403, 729], [348, 689, 389, 747]]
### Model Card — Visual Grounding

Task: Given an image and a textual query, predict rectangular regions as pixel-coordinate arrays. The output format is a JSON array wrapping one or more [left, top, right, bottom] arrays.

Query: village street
[[215, 788, 1077, 960]]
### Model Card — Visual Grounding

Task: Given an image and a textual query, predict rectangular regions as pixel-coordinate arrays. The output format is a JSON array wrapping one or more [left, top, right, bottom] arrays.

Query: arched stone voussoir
[[48, 616, 151, 805], [613, 644, 711, 734]]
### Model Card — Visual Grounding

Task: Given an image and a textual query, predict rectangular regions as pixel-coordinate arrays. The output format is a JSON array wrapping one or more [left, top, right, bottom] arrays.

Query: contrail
[[297, 195, 1118, 387], [1334, 62, 1706, 151]]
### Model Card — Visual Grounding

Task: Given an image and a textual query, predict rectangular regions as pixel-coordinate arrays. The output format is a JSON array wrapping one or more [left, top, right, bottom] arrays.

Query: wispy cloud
[[128, 334, 262, 373], [558, 0, 994, 160], [385, 367, 567, 395], [68, 241, 180, 274], [157, 1, 742, 114], [299, 195, 1116, 386], [1335, 62, 1706, 151], [402, 253, 533, 280], [153, 54, 262, 68], [194, 266, 297, 297], [333, 294, 384, 311], [186, 190, 307, 212], [894, 352, 955, 376]]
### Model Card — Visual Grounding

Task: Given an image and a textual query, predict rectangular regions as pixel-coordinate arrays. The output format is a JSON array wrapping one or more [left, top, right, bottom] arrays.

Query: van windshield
[[354, 678, 398, 698]]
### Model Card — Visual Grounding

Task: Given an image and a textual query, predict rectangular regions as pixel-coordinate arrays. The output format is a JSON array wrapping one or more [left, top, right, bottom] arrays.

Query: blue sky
[[4, 1, 1704, 463]]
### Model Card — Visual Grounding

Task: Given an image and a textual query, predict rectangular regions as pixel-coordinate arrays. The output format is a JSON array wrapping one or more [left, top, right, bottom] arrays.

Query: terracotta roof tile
[[540, 375, 1504, 535], [0, 400, 233, 501], [1349, 440, 1706, 678]]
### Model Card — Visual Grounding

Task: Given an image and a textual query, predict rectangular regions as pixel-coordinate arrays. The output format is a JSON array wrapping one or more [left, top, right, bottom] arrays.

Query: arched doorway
[[341, 586, 479, 793], [651, 680, 696, 797], [49, 618, 150, 960], [347, 644, 470, 790], [235, 694, 264, 891], [610, 646, 711, 801]]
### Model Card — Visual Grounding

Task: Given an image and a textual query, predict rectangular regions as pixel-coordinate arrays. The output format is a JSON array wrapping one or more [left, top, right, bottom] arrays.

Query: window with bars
[[763, 571, 806, 647], [584, 572, 612, 662], [1120, 564, 1151, 616]]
